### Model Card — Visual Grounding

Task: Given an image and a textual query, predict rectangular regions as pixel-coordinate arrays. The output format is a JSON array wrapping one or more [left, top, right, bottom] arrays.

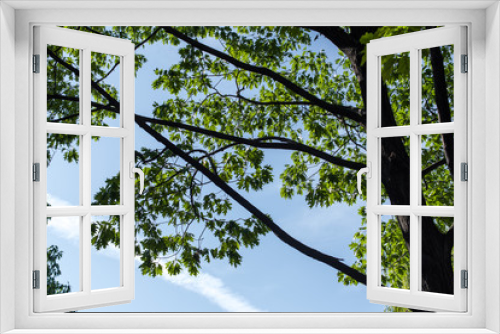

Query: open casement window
[[364, 26, 467, 312], [33, 26, 138, 312]]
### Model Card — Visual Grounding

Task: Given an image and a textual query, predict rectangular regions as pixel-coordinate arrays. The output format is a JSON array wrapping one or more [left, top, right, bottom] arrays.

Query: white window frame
[[33, 26, 136, 313], [0, 1, 498, 333], [365, 26, 467, 312]]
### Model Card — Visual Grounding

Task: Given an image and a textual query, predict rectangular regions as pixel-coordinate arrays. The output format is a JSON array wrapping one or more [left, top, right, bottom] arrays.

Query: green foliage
[[339, 27, 455, 301], [47, 245, 71, 295], [47, 25, 454, 309]]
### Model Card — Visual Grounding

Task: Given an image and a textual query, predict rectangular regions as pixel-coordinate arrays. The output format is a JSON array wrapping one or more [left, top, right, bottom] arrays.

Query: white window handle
[[357, 162, 372, 195], [130, 162, 145, 195]]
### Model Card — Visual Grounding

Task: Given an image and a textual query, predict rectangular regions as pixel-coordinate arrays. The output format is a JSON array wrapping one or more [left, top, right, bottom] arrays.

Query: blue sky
[[46, 27, 385, 313]]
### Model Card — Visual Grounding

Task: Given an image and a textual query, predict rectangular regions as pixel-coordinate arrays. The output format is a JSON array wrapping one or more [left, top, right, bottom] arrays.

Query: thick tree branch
[[48, 30, 366, 286], [219, 92, 314, 107], [422, 159, 446, 177], [47, 49, 119, 109], [161, 26, 365, 124], [96, 27, 162, 84], [135, 116, 368, 285], [305, 26, 376, 106], [47, 94, 117, 113], [429, 47, 454, 176], [49, 36, 364, 172], [137, 114, 365, 171]]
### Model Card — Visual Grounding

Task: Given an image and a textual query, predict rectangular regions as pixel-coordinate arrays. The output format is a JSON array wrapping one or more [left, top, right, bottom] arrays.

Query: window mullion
[[409, 47, 420, 294], [81, 48, 92, 294]]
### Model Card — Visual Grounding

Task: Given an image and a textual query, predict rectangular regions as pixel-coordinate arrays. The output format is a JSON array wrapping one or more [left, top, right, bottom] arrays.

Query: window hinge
[[461, 162, 468, 181], [33, 270, 40, 289], [33, 163, 40, 182], [461, 54, 468, 73], [33, 54, 40, 73], [461, 270, 468, 289]]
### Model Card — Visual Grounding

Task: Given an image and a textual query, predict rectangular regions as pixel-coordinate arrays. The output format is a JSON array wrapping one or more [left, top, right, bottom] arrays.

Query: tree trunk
[[333, 27, 455, 295]]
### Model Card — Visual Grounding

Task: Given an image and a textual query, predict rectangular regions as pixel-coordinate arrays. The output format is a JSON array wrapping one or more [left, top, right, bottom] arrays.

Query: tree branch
[[47, 94, 117, 112], [49, 33, 368, 285], [229, 92, 313, 106], [47, 49, 119, 109], [137, 114, 365, 171], [304, 26, 374, 106], [161, 26, 365, 124], [95, 27, 162, 84], [135, 116, 368, 285], [429, 47, 454, 176], [49, 34, 364, 172], [422, 159, 446, 177]]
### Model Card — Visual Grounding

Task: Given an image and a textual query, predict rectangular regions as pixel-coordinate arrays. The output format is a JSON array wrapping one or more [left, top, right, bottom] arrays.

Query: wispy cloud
[[47, 194, 80, 240], [47, 193, 262, 312], [160, 269, 263, 312]]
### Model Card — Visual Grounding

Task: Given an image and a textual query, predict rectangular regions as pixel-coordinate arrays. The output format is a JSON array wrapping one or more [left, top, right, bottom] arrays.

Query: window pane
[[420, 216, 454, 295], [91, 215, 121, 290], [381, 52, 410, 127], [380, 215, 410, 290], [47, 216, 81, 294], [91, 52, 121, 127], [47, 134, 80, 206], [47, 45, 80, 124], [91, 136, 121, 205], [421, 134, 454, 206], [381, 136, 410, 205], [421, 45, 454, 124]]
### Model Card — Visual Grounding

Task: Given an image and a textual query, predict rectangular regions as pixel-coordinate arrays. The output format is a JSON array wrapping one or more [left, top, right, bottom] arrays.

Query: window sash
[[33, 26, 136, 313], [366, 26, 467, 312]]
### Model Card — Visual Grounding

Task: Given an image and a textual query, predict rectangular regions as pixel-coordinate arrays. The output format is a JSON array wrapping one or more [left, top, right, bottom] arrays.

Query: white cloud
[[47, 193, 73, 207], [292, 203, 357, 232], [160, 269, 263, 312], [47, 193, 80, 241], [47, 216, 80, 241], [47, 193, 262, 313]]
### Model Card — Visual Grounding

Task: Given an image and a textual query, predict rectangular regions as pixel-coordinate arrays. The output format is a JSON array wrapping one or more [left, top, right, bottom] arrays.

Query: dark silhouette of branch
[[79, 26, 106, 36], [305, 26, 376, 106], [47, 49, 119, 109], [95, 27, 162, 84], [135, 27, 162, 50], [429, 47, 454, 176], [47, 29, 369, 286], [227, 92, 314, 106], [137, 114, 365, 171], [135, 116, 368, 285], [47, 94, 117, 112], [422, 159, 446, 176], [161, 26, 365, 124]]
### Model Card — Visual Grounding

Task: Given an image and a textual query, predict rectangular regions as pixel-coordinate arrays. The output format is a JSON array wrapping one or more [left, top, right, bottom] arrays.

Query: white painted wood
[[409, 47, 420, 295], [46, 123, 130, 137], [46, 205, 129, 217], [366, 35, 380, 309], [371, 123, 455, 138], [2, 0, 497, 10], [33, 26, 135, 313], [366, 26, 467, 312], [2, 329, 498, 334], [0, 2, 17, 333], [371, 205, 455, 216], [9, 5, 489, 333], [485, 3, 500, 333]]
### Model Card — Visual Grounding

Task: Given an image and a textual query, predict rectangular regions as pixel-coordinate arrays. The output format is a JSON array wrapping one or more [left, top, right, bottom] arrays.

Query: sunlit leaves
[[49, 25, 453, 298], [47, 245, 71, 295]]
